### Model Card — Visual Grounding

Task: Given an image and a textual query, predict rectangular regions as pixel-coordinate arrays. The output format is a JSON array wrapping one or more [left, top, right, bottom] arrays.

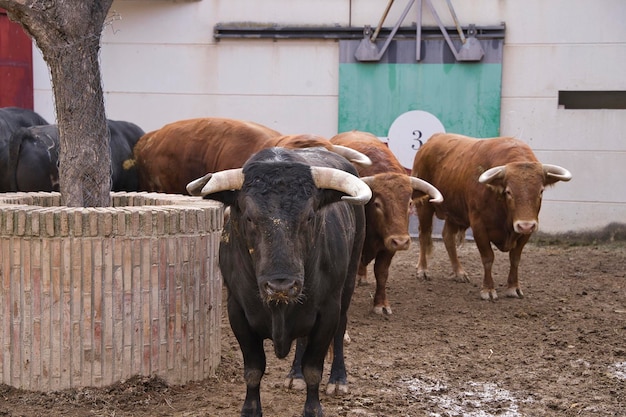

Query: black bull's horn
[[360, 175, 444, 203], [187, 166, 372, 205]]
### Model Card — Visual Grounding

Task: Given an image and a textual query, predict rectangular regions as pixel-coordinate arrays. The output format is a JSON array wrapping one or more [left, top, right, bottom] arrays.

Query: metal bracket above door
[[354, 0, 484, 62], [354, 0, 416, 62]]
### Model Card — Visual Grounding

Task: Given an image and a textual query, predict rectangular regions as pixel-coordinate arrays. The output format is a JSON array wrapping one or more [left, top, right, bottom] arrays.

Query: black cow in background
[[8, 119, 145, 192], [0, 107, 49, 191], [187, 147, 371, 417]]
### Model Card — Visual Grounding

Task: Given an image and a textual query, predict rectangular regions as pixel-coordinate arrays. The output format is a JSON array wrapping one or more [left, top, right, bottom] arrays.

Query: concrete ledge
[[0, 192, 223, 391]]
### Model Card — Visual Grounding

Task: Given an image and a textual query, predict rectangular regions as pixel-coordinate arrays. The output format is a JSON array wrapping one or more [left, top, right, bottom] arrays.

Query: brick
[[89, 210, 99, 237], [59, 208, 69, 237], [0, 193, 222, 389]]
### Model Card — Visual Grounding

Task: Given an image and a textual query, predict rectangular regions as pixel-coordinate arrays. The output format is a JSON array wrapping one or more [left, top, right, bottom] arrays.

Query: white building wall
[[32, 0, 626, 234]]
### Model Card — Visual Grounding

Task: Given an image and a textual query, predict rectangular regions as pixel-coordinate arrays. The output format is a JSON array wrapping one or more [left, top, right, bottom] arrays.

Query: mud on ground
[[1, 238, 625, 416]]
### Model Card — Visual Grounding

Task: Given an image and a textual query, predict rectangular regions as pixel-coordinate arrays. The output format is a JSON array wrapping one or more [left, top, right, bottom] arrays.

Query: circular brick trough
[[0, 192, 223, 391]]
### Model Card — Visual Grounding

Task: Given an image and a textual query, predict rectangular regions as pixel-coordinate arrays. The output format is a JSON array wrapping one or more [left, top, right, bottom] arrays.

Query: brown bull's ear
[[484, 183, 506, 196]]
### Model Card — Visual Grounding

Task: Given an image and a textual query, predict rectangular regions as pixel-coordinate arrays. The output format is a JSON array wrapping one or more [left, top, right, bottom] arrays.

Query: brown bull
[[412, 133, 572, 300], [134, 117, 281, 194], [134, 118, 369, 194], [331, 130, 442, 314], [273, 133, 372, 166]]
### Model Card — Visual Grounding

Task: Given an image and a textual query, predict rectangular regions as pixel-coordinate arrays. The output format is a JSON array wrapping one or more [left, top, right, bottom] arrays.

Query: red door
[[0, 8, 34, 109]]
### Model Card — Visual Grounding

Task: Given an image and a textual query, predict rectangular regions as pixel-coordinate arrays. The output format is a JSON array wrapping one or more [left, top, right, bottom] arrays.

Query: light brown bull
[[134, 117, 281, 194], [134, 119, 370, 194], [331, 130, 442, 314], [412, 133, 572, 300]]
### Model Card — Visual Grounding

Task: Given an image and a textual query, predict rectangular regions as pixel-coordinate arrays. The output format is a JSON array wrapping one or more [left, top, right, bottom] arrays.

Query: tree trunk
[[0, 0, 114, 207], [47, 32, 111, 207]]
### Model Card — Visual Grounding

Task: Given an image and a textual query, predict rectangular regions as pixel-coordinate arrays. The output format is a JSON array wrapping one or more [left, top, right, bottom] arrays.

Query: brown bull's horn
[[329, 145, 372, 167], [410, 177, 444, 203], [478, 165, 506, 184], [543, 164, 572, 181], [186, 168, 245, 197], [310, 167, 372, 205]]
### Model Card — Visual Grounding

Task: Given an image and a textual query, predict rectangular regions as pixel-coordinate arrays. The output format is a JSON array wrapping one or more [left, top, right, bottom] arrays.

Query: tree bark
[[0, 0, 114, 207]]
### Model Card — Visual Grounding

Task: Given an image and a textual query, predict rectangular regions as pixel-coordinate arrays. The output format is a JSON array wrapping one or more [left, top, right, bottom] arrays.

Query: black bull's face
[[234, 173, 319, 306], [243, 207, 312, 305], [187, 148, 372, 311]]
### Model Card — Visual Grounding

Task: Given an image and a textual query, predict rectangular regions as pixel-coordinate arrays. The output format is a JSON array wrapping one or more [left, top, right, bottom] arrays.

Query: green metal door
[[338, 37, 504, 170]]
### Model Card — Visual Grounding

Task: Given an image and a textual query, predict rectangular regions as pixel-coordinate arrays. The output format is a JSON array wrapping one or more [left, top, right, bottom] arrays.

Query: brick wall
[[0, 192, 223, 391]]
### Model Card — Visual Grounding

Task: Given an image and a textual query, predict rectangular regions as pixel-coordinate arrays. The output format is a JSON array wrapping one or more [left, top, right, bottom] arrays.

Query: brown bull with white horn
[[412, 133, 572, 300], [331, 130, 443, 315], [133, 117, 372, 195]]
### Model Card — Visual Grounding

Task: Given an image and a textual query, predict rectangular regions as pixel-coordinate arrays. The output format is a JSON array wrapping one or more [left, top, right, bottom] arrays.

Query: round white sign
[[386, 110, 446, 170]]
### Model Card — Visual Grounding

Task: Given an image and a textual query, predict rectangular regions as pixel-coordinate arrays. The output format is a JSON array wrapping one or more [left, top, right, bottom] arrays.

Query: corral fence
[[0, 192, 223, 391]]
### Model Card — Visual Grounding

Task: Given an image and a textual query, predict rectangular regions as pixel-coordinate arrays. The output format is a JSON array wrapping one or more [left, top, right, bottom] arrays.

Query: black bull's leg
[[228, 302, 266, 417]]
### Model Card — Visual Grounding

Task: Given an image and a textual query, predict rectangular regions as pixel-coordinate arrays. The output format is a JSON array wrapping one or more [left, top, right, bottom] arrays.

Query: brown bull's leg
[[416, 202, 435, 280], [372, 251, 394, 315], [357, 260, 369, 286], [505, 237, 529, 298], [472, 232, 497, 301], [442, 221, 469, 283]]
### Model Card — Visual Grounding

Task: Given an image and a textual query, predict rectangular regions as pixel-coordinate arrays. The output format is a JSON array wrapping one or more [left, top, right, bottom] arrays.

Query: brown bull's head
[[479, 162, 572, 234], [361, 173, 443, 251]]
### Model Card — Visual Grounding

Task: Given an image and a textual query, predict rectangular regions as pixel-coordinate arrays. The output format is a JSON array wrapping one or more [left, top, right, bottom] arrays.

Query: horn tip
[[186, 172, 214, 196], [352, 157, 372, 167], [341, 195, 371, 205]]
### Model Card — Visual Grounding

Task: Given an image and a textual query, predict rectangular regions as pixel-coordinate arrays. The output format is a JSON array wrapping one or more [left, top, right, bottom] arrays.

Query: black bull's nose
[[260, 276, 303, 304]]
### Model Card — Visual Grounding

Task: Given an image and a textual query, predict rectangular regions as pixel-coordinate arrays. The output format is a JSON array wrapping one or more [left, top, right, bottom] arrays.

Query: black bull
[[7, 119, 144, 192], [187, 147, 370, 417], [0, 107, 49, 191]]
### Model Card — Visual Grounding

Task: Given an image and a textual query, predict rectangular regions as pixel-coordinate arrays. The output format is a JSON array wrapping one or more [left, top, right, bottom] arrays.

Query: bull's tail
[[414, 195, 435, 257], [413, 194, 431, 207], [422, 235, 434, 257], [456, 229, 467, 247], [7, 127, 27, 192]]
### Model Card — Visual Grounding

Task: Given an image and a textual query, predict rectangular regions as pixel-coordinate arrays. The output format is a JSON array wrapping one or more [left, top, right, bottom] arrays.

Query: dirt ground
[[1, 237, 624, 417]]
